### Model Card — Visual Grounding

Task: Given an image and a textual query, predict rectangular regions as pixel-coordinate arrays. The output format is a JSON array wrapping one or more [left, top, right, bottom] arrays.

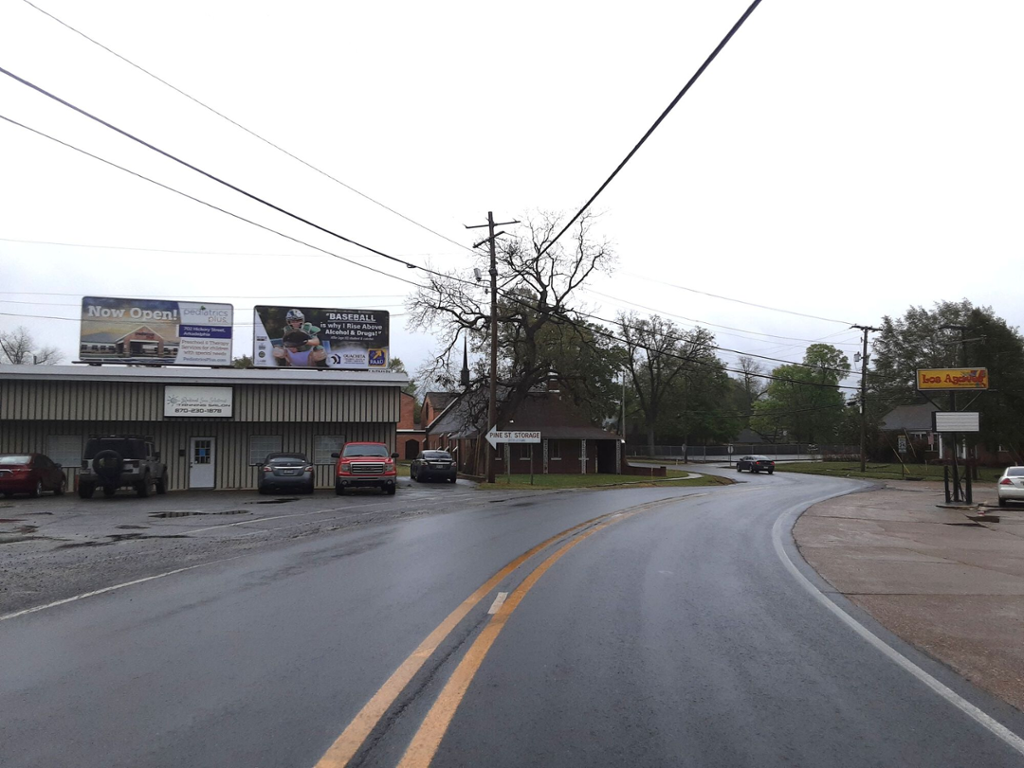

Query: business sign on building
[[164, 386, 233, 418], [916, 368, 989, 391], [252, 306, 389, 369], [932, 411, 980, 433], [80, 297, 233, 366]]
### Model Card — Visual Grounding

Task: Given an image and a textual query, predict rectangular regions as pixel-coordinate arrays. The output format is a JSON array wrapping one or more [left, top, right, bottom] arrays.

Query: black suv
[[79, 436, 168, 498]]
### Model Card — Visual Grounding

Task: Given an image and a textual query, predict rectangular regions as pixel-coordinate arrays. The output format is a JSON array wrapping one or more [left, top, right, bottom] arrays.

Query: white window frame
[[314, 435, 345, 465], [249, 435, 283, 465], [45, 435, 83, 469]]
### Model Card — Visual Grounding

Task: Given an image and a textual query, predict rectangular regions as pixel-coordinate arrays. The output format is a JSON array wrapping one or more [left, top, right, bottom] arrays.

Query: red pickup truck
[[332, 441, 399, 495]]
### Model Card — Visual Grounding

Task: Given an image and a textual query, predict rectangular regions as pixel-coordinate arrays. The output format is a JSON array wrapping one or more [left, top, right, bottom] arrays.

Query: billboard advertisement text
[[252, 306, 389, 369], [80, 297, 233, 366]]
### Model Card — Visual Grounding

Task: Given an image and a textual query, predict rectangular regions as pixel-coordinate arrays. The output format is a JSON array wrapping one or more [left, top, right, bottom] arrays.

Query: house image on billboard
[[80, 325, 175, 358]]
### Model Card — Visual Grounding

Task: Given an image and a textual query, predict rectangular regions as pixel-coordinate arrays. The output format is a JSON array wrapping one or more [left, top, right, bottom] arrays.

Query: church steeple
[[460, 336, 470, 389]]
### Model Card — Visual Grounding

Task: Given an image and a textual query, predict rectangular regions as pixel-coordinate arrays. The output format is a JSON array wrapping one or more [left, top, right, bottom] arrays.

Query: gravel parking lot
[[0, 477, 505, 616]]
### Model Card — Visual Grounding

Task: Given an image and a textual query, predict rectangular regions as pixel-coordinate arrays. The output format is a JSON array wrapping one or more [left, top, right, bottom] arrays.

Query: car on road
[[0, 453, 67, 497], [78, 435, 167, 498], [410, 450, 457, 483], [997, 466, 1024, 507], [737, 455, 775, 474], [332, 442, 399, 495], [258, 453, 315, 494]]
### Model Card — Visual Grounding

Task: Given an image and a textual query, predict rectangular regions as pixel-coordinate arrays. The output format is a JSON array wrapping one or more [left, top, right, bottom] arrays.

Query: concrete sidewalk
[[794, 480, 1024, 712]]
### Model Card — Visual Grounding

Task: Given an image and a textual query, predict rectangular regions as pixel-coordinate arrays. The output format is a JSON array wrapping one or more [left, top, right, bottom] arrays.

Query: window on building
[[549, 440, 561, 460], [514, 444, 533, 461], [249, 436, 283, 465], [45, 435, 83, 469], [314, 435, 345, 464]]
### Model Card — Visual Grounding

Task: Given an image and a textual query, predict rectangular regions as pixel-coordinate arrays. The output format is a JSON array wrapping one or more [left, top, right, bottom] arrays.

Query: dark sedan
[[737, 455, 775, 474], [410, 450, 457, 483], [258, 453, 315, 494], [0, 453, 67, 497]]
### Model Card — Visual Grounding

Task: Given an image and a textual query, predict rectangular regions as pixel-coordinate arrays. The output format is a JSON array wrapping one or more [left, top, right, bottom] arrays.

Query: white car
[[996, 466, 1024, 507]]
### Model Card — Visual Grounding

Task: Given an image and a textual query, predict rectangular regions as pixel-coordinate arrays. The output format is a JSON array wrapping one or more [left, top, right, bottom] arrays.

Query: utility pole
[[852, 324, 881, 473], [940, 323, 970, 498], [466, 212, 518, 484]]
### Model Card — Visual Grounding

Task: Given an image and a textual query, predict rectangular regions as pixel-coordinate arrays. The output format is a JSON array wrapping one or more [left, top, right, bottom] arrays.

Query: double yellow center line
[[315, 496, 689, 767]]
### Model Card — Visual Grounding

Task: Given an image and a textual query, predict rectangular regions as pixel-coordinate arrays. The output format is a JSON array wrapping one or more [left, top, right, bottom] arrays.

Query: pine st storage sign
[[252, 306, 389, 369], [916, 368, 989, 390], [163, 386, 233, 418], [80, 296, 234, 366]]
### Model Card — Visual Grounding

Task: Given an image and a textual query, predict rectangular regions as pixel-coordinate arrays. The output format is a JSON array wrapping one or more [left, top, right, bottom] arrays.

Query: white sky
[[1, 0, 1021, 384]]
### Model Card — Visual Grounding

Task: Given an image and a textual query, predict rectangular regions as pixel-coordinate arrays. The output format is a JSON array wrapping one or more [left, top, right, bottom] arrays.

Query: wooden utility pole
[[852, 324, 881, 473], [466, 212, 518, 483]]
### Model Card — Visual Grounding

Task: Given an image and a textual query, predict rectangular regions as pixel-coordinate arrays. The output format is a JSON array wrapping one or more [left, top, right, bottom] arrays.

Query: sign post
[[486, 428, 541, 485], [917, 369, 987, 504], [727, 443, 734, 466]]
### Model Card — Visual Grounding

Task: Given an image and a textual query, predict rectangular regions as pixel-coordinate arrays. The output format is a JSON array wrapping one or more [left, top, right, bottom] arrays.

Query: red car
[[0, 453, 67, 497], [332, 442, 399, 495]]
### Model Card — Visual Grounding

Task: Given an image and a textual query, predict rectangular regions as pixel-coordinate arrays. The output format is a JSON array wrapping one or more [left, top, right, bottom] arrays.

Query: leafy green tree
[[872, 301, 1024, 460], [750, 344, 850, 444], [231, 355, 253, 368]]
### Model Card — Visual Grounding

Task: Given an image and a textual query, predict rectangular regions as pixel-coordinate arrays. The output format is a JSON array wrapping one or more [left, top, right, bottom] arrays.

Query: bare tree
[[618, 312, 715, 453], [408, 211, 616, 423], [737, 355, 768, 416], [0, 326, 64, 365]]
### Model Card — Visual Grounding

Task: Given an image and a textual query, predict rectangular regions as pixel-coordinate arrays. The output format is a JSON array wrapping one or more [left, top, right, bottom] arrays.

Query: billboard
[[916, 368, 989, 390], [252, 306, 389, 369], [80, 296, 233, 366]]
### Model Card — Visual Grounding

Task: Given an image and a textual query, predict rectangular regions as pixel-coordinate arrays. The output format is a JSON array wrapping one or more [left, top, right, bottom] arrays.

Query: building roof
[[0, 365, 409, 389], [424, 391, 458, 409], [880, 403, 939, 431], [428, 388, 618, 442]]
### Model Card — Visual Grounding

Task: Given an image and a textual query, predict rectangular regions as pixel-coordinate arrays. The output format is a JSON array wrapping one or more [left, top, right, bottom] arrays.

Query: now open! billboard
[[79, 296, 234, 366]]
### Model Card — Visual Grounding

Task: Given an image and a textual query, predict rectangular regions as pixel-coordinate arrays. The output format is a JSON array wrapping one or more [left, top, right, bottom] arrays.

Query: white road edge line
[[772, 500, 1024, 758], [487, 592, 508, 615], [0, 556, 242, 623]]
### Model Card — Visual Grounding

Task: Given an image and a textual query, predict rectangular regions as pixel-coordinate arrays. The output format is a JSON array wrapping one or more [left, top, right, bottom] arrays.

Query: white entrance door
[[189, 437, 216, 489]]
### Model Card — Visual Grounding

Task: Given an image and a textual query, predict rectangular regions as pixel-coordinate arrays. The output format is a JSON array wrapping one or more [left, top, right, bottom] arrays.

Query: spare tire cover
[[93, 449, 123, 480]]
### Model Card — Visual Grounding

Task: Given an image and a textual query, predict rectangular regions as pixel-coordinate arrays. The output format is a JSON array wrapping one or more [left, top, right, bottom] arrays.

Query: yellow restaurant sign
[[916, 368, 989, 390]]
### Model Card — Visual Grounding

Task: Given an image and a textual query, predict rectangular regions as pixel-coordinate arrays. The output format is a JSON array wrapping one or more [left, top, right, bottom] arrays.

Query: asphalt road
[[2, 470, 1024, 767]]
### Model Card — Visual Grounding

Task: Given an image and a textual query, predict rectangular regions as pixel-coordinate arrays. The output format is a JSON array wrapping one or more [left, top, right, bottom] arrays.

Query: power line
[[0, 65, 434, 276], [19, 0, 476, 257], [621, 272, 854, 325], [538, 0, 764, 259], [0, 112, 423, 291]]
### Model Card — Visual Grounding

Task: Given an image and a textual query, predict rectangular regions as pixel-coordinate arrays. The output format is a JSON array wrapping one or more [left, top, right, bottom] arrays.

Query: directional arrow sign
[[486, 426, 541, 448]]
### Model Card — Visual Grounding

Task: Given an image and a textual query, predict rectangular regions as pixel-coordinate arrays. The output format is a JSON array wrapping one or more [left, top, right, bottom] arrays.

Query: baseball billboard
[[252, 306, 389, 369], [79, 296, 234, 366]]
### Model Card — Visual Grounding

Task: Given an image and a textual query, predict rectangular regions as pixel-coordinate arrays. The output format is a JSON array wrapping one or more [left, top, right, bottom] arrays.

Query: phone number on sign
[[172, 407, 227, 415]]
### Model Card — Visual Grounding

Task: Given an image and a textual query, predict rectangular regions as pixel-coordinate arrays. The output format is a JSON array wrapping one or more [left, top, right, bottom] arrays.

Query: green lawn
[[773, 461, 1004, 483], [474, 470, 733, 491]]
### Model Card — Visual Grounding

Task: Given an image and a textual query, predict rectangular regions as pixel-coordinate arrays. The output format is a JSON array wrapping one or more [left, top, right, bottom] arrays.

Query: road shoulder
[[794, 481, 1024, 712]]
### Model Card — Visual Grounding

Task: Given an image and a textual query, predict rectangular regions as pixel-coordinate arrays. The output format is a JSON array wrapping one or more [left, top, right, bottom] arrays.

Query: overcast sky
[[1, 1, 1021, 384]]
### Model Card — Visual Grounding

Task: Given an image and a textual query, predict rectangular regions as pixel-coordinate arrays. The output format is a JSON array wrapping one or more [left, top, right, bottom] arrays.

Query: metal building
[[0, 366, 408, 490]]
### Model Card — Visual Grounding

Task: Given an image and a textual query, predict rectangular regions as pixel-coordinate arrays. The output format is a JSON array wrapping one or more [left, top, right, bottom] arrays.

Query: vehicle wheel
[[78, 482, 94, 499], [306, 482, 315, 494], [999, 497, 1007, 508], [768, 470, 774, 475], [54, 476, 67, 496], [2, 491, 11, 498], [31, 480, 43, 498], [335, 482, 345, 496], [155, 475, 167, 495], [385, 484, 396, 496], [102, 485, 117, 497], [449, 476, 457, 484], [736, 467, 742, 473], [136, 473, 151, 498]]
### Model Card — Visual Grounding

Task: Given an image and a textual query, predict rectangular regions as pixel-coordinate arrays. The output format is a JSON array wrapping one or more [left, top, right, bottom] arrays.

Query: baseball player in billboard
[[273, 309, 327, 366]]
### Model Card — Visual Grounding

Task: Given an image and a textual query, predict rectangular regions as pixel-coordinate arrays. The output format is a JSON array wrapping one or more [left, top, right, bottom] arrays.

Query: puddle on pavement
[[0, 518, 25, 523], [945, 522, 984, 527], [116, 525, 149, 530], [149, 509, 250, 518], [57, 533, 192, 549], [248, 498, 301, 505]]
